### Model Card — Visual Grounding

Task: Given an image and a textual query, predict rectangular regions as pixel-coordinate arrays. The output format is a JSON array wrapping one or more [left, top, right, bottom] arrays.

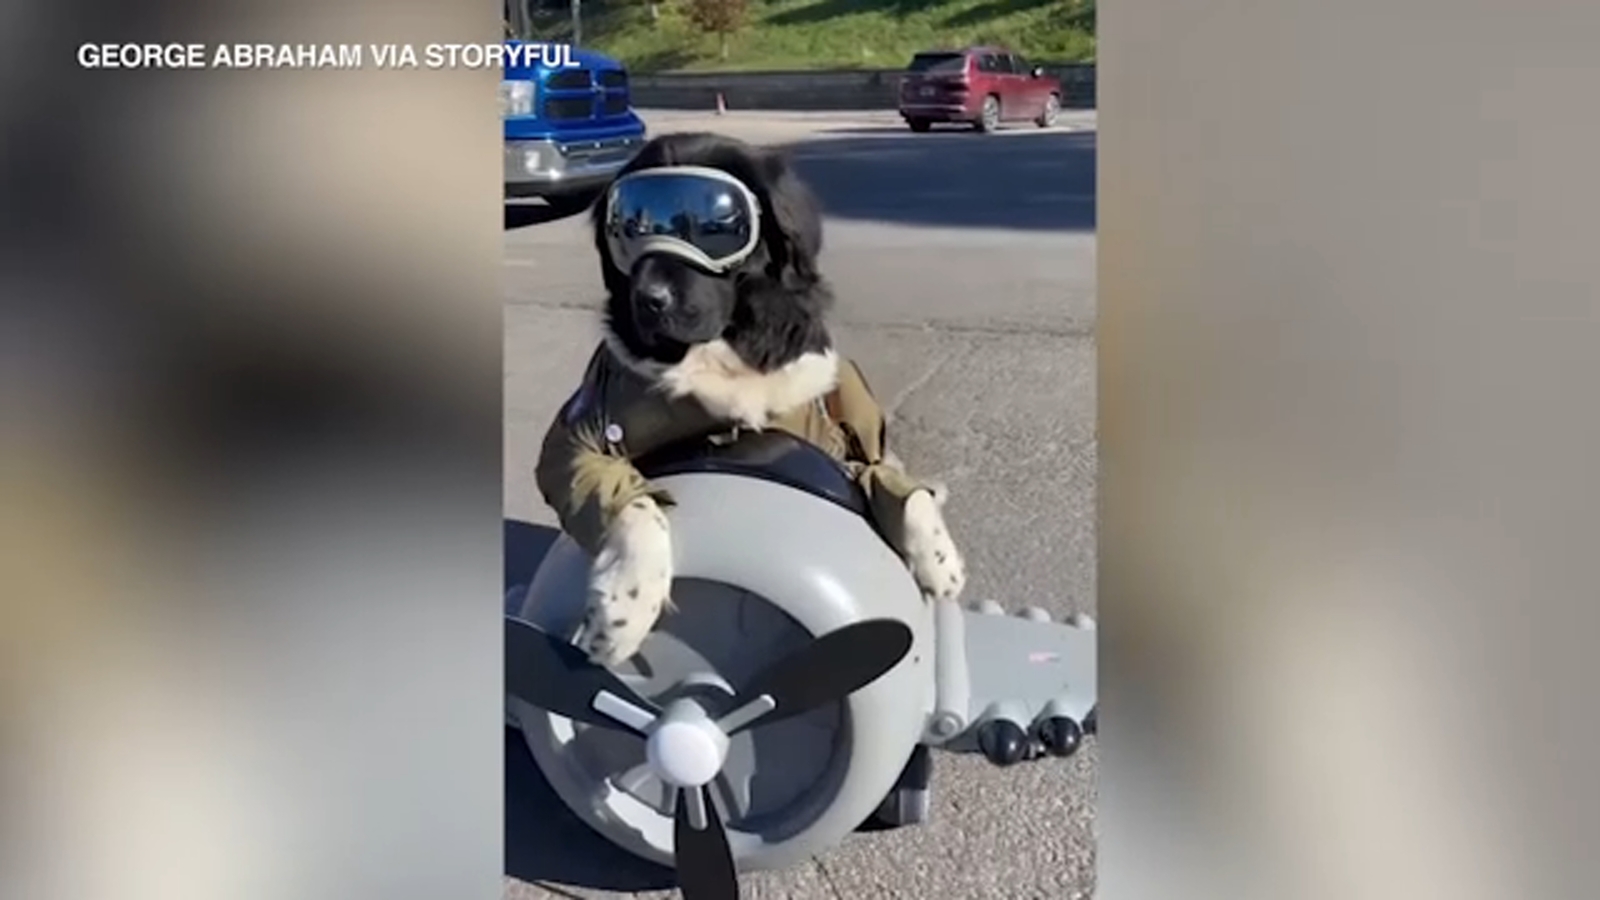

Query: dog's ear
[[756, 149, 823, 284]]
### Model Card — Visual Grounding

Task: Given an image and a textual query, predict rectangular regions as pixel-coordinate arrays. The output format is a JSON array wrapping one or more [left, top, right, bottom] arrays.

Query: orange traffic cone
[[715, 92, 727, 115]]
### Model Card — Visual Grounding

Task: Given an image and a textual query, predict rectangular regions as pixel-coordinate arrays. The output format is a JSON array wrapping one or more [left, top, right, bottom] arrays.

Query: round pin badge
[[603, 422, 625, 445]]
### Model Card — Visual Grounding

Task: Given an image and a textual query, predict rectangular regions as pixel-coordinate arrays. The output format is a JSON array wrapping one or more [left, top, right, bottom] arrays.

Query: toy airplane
[[506, 430, 1096, 900]]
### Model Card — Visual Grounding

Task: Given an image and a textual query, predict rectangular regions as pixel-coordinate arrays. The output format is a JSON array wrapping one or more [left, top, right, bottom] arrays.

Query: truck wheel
[[543, 190, 600, 217], [907, 118, 931, 133]]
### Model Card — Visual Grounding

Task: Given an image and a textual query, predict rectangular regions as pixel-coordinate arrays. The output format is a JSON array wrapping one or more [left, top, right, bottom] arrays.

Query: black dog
[[535, 132, 965, 665]]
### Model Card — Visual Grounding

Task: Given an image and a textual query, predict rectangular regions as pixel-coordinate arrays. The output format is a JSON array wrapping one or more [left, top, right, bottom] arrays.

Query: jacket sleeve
[[533, 354, 674, 557], [829, 359, 932, 555]]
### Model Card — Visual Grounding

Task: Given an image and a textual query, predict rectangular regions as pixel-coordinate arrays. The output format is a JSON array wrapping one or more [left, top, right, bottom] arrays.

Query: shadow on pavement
[[780, 127, 1096, 232], [814, 124, 967, 135], [503, 518, 678, 891], [505, 126, 1095, 233]]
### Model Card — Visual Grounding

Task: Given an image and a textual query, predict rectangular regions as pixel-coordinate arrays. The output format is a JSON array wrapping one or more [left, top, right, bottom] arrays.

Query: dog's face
[[591, 133, 833, 373], [624, 249, 743, 351]]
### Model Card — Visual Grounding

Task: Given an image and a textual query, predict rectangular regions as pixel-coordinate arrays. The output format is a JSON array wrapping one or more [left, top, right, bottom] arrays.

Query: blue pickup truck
[[501, 42, 648, 213]]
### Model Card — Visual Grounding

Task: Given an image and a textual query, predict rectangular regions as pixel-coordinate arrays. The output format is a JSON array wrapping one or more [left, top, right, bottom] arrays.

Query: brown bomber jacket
[[534, 343, 929, 559]]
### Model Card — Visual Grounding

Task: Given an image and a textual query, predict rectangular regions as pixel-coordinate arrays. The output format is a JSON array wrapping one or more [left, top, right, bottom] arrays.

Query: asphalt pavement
[[504, 109, 1097, 900]]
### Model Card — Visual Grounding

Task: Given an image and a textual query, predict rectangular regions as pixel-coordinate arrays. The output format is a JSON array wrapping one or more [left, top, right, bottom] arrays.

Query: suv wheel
[[975, 95, 1001, 133], [907, 118, 931, 133], [1036, 92, 1061, 128]]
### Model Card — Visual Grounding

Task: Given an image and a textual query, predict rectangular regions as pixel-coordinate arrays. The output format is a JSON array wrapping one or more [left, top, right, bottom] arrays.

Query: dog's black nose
[[634, 281, 673, 314]]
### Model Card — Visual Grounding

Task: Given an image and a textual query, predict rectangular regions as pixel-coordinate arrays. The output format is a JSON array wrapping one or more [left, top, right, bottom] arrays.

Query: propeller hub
[[646, 703, 730, 788]]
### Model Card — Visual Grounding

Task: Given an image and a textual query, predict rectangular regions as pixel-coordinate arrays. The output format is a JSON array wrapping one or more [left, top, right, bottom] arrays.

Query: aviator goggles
[[602, 165, 763, 275]]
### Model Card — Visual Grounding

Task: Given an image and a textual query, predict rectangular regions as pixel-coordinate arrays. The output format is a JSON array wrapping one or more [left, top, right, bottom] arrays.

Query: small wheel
[[542, 189, 600, 217], [858, 744, 932, 831], [907, 118, 931, 133], [975, 95, 1001, 133], [1036, 92, 1061, 128], [1038, 716, 1084, 758], [977, 719, 1028, 766]]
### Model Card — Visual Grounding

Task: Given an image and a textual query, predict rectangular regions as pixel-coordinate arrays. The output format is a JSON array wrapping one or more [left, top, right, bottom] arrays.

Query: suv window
[[1009, 54, 1031, 74], [908, 52, 968, 74], [976, 53, 1006, 73]]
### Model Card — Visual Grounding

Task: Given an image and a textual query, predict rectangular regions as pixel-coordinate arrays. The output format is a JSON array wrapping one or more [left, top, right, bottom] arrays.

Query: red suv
[[898, 47, 1062, 133]]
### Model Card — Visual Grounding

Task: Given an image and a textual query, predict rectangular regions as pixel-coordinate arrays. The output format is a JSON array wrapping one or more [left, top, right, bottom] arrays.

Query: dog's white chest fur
[[657, 340, 839, 427]]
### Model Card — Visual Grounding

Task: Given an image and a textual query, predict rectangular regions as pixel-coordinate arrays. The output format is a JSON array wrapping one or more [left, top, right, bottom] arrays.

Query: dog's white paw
[[577, 498, 674, 667], [902, 487, 966, 601]]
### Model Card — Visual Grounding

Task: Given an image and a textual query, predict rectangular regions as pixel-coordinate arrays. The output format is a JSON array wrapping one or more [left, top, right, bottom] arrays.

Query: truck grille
[[546, 69, 590, 90], [536, 67, 631, 123], [562, 138, 644, 169], [543, 96, 593, 120]]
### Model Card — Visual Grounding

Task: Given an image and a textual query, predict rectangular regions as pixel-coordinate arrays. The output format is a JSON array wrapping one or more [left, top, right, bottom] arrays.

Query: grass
[[526, 0, 1094, 72]]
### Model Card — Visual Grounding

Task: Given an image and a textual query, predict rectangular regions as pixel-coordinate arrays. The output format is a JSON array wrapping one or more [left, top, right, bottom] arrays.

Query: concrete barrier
[[630, 65, 1095, 112]]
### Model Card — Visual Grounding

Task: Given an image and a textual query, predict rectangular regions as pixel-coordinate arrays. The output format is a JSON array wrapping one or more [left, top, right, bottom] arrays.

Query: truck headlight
[[499, 80, 534, 117]]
